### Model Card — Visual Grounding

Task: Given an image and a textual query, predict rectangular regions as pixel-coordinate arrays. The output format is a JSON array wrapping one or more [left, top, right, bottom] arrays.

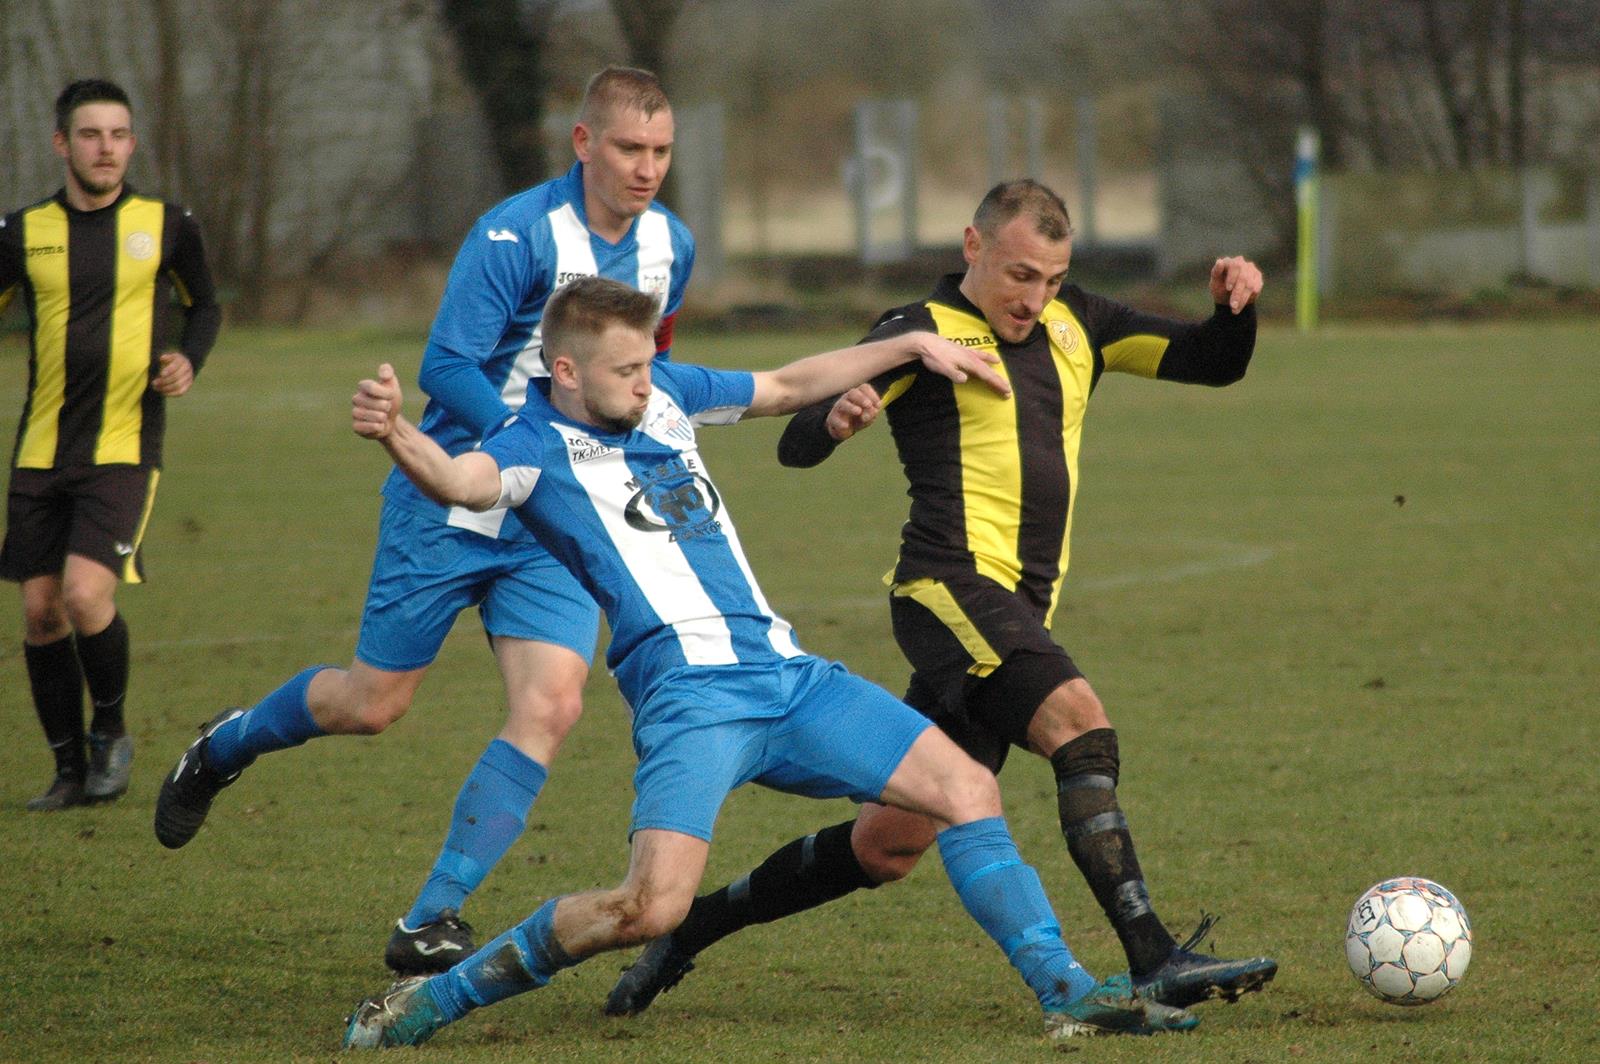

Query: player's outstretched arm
[[353, 363, 503, 511], [748, 330, 1008, 418]]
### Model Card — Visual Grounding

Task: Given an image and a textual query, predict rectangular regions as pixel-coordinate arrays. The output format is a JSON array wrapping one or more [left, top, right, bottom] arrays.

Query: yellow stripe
[[121, 467, 160, 584], [1041, 302, 1095, 627], [97, 197, 165, 464], [926, 302, 1023, 590], [891, 577, 1002, 677], [1101, 333, 1169, 378], [17, 204, 71, 468]]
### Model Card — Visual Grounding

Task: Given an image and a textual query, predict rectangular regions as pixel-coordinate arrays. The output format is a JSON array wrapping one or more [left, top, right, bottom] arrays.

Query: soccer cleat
[[153, 709, 245, 849], [1132, 913, 1279, 1008], [603, 935, 696, 1016], [26, 772, 87, 812], [343, 975, 449, 1049], [85, 732, 134, 802], [385, 909, 477, 975], [1044, 973, 1199, 1038]]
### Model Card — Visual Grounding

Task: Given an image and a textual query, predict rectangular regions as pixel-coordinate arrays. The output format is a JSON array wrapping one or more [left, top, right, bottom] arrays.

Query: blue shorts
[[628, 656, 933, 841], [355, 503, 600, 672]]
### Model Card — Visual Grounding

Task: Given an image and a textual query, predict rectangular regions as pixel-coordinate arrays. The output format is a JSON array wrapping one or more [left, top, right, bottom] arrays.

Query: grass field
[[2, 318, 1597, 1063]]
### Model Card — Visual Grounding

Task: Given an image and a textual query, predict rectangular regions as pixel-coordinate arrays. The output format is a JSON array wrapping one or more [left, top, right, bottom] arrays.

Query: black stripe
[[1005, 332, 1069, 611], [60, 207, 119, 465]]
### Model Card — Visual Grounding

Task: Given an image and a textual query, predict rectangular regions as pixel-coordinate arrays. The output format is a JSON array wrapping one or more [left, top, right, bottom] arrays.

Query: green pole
[[1295, 126, 1321, 332]]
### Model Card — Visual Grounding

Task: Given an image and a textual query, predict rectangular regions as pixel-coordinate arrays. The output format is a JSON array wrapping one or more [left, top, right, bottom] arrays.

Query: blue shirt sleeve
[[418, 216, 550, 434], [654, 361, 755, 419]]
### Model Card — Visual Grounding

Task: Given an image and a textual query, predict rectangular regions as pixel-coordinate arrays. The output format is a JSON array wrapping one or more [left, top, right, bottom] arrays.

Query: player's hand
[[353, 363, 403, 440], [151, 352, 194, 396], [909, 332, 1010, 397], [826, 384, 882, 441], [1210, 256, 1264, 314]]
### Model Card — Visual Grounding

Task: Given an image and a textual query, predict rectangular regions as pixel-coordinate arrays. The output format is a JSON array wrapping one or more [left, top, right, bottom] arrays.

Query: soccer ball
[[1345, 877, 1472, 1005]]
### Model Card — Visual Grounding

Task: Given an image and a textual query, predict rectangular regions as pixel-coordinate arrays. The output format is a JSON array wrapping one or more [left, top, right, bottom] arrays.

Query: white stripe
[[446, 505, 508, 537], [496, 465, 542, 509], [499, 203, 597, 407], [689, 403, 747, 426], [716, 514, 803, 658], [634, 210, 676, 313], [562, 425, 737, 665]]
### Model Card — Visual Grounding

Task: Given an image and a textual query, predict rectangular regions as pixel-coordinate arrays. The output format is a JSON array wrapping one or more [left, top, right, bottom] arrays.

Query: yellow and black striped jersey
[[0, 186, 220, 470], [778, 272, 1255, 626]]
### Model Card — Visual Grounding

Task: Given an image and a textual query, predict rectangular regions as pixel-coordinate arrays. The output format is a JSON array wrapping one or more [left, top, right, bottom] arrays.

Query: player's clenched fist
[[352, 363, 402, 439]]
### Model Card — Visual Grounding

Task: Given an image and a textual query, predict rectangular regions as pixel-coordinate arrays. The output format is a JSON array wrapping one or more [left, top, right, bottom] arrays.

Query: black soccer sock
[[77, 612, 130, 738], [1052, 728, 1177, 977], [671, 819, 878, 957], [24, 635, 87, 778]]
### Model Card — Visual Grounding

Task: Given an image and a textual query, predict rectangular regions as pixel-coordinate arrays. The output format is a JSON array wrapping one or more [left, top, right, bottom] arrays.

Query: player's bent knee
[[943, 762, 1003, 822], [602, 887, 691, 946], [857, 847, 921, 884]]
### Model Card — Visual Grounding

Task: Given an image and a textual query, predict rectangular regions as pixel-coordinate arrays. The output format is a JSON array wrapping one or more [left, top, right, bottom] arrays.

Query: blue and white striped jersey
[[480, 361, 805, 710], [383, 162, 695, 539]]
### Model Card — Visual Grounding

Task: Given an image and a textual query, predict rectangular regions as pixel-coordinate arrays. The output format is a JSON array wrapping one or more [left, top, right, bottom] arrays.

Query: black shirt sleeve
[[0, 212, 23, 315], [1075, 284, 1256, 388], [775, 308, 922, 468], [168, 207, 221, 374], [1154, 302, 1256, 386]]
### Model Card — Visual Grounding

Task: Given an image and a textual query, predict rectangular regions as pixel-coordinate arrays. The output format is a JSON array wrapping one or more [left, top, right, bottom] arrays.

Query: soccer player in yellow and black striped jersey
[[605, 181, 1278, 1021], [0, 79, 220, 811]]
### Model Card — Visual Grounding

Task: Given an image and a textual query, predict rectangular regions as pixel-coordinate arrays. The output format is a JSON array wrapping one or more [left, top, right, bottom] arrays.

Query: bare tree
[[609, 0, 688, 83], [440, 0, 560, 191]]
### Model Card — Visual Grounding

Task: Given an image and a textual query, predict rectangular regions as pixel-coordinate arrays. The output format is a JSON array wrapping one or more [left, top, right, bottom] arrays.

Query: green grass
[[1, 319, 1597, 1062]]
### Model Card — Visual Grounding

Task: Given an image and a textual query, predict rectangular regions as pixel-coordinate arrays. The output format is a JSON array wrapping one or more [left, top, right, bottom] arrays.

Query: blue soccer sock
[[429, 898, 576, 1021], [937, 816, 1097, 1010], [405, 740, 548, 926], [203, 666, 329, 776]]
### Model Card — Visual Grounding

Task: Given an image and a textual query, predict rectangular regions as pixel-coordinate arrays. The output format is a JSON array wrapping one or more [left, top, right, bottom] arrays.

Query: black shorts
[[1, 465, 160, 583], [889, 573, 1083, 773]]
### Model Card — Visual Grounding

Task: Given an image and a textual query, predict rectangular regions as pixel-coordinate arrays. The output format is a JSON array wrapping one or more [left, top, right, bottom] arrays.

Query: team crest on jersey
[[623, 455, 723, 542], [1047, 318, 1078, 354], [125, 231, 156, 261], [643, 401, 695, 444]]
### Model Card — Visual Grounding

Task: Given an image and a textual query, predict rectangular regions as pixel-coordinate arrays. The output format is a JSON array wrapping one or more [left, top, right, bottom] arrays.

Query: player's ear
[[962, 225, 982, 266], [572, 122, 592, 163], [52, 129, 69, 159], [550, 354, 580, 390]]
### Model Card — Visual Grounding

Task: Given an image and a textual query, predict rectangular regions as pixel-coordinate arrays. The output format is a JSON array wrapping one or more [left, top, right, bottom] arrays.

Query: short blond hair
[[541, 276, 660, 369], [579, 66, 670, 133]]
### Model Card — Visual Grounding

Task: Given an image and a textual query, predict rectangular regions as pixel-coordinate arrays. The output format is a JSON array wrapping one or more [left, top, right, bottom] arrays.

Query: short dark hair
[[579, 66, 670, 132], [973, 179, 1073, 243], [542, 276, 661, 368], [55, 79, 132, 134]]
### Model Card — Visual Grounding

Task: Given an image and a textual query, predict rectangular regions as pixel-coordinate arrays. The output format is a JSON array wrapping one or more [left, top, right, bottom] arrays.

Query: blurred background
[[4, 0, 1598, 326]]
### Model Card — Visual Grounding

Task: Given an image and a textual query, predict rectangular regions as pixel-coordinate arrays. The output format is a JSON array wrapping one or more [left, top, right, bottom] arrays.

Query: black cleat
[[27, 771, 87, 812], [154, 709, 244, 849], [1133, 913, 1278, 1008], [85, 732, 134, 802], [604, 936, 696, 1016], [385, 910, 477, 975]]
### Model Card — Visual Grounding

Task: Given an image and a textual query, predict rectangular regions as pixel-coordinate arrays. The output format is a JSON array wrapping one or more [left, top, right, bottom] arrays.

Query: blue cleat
[[1044, 973, 1199, 1038], [343, 976, 449, 1049], [1133, 914, 1278, 1008]]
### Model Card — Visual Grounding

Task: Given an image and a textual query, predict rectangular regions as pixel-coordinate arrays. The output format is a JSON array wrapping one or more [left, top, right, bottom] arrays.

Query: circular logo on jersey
[[125, 231, 156, 261], [624, 472, 723, 541], [1047, 318, 1078, 354]]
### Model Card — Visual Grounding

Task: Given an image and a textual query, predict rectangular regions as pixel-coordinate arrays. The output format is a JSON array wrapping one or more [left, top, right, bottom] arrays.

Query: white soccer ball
[[1345, 877, 1472, 1005]]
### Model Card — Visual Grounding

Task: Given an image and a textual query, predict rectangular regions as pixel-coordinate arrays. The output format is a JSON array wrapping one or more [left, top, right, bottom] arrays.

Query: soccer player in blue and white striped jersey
[[339, 277, 1200, 1046]]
